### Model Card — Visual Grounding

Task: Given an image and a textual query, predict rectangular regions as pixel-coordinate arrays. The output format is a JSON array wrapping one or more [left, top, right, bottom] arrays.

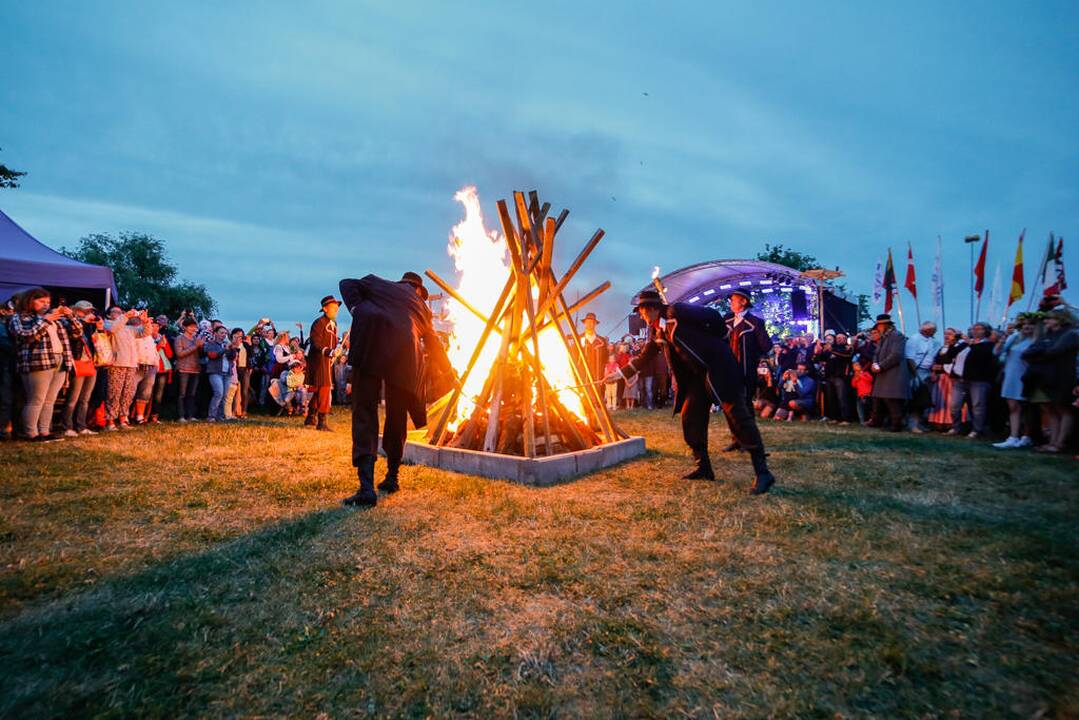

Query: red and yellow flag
[[1008, 230, 1024, 307]]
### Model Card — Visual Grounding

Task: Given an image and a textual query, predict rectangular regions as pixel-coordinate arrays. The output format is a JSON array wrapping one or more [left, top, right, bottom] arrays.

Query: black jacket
[[340, 274, 455, 427], [623, 303, 745, 413], [723, 311, 773, 380]]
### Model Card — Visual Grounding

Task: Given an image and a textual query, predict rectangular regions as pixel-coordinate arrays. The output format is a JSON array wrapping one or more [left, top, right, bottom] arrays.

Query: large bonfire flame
[[426, 186, 622, 457]]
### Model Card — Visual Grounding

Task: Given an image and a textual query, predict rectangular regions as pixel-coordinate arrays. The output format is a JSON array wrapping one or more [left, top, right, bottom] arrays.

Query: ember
[[424, 188, 628, 458]]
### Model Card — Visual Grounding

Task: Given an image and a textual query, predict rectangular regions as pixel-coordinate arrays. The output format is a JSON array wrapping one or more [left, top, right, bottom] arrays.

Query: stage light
[[739, 280, 752, 286], [719, 284, 732, 289], [689, 296, 700, 303], [759, 280, 772, 285], [761, 288, 774, 294]]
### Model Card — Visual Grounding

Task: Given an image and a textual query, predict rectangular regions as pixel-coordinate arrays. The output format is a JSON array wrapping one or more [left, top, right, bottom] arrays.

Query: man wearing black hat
[[580, 312, 609, 385], [721, 288, 772, 451], [337, 272, 455, 506], [303, 295, 342, 431], [606, 289, 776, 494], [867, 313, 910, 431]]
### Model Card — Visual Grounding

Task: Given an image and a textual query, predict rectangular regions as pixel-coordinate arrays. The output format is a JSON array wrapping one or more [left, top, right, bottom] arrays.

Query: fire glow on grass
[[443, 187, 586, 431]]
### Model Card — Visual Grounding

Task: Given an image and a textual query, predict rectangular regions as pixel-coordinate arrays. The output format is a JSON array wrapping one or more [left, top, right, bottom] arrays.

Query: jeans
[[208, 373, 228, 420], [826, 377, 850, 420], [951, 380, 990, 434], [0, 358, 15, 433], [63, 371, 97, 431], [135, 364, 157, 402], [856, 396, 870, 424], [641, 375, 655, 409], [177, 372, 200, 420], [20, 367, 67, 437]]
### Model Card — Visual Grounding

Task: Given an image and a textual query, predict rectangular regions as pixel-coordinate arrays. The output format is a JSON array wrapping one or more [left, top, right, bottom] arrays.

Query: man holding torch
[[605, 287, 776, 494]]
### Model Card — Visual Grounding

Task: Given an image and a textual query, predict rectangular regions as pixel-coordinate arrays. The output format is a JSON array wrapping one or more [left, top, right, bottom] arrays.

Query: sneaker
[[945, 428, 961, 436], [33, 434, 61, 443], [178, 418, 188, 423], [79, 428, 96, 435], [63, 429, 79, 438], [119, 422, 133, 431], [967, 431, 981, 439], [1017, 436, 1033, 448], [992, 436, 1020, 449]]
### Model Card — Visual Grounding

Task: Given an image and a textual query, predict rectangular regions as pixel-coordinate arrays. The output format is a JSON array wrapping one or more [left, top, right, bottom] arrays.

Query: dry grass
[[1, 408, 1077, 718]]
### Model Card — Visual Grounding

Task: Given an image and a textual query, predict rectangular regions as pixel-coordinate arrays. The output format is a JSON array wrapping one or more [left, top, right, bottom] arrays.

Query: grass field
[[1, 408, 1077, 718]]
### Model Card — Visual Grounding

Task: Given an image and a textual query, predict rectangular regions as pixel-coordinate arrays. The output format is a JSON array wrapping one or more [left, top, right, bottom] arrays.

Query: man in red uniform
[[304, 295, 341, 431]]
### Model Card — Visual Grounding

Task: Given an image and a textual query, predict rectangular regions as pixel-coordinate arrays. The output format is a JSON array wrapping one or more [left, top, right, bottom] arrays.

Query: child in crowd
[[851, 360, 875, 424], [281, 359, 308, 415], [603, 355, 620, 411]]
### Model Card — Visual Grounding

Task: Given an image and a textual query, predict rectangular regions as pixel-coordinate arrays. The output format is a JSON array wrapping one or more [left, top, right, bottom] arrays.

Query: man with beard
[[606, 289, 776, 494], [721, 289, 772, 450], [338, 272, 455, 507], [303, 294, 341, 431]]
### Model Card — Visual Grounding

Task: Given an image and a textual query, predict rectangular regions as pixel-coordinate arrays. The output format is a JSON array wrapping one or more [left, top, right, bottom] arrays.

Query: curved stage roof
[[635, 259, 814, 306]]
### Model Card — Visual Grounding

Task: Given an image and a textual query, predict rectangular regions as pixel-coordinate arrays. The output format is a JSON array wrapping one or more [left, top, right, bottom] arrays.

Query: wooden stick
[[426, 274, 515, 446], [553, 208, 569, 235], [537, 281, 610, 333], [533, 228, 604, 327]]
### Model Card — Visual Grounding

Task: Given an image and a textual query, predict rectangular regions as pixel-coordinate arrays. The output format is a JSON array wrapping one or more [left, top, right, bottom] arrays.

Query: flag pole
[[1026, 232, 1051, 312], [937, 235, 946, 330], [893, 275, 906, 335], [908, 241, 922, 327], [974, 230, 988, 322]]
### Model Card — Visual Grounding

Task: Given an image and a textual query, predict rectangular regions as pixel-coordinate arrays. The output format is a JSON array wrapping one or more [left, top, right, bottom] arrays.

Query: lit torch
[[651, 266, 668, 304]]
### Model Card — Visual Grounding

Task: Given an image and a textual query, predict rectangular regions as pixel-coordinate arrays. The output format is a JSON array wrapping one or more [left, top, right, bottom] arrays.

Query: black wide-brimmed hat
[[319, 295, 341, 310], [400, 271, 429, 300], [634, 289, 666, 309], [874, 313, 894, 326], [728, 288, 752, 304], [582, 312, 599, 323]]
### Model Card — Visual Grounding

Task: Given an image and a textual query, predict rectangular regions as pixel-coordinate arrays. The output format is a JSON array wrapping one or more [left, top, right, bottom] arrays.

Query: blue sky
[[3, 1, 1077, 333]]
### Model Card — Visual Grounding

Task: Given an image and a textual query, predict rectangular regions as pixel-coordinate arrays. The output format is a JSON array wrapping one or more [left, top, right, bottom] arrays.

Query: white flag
[[872, 258, 883, 305], [931, 236, 944, 326]]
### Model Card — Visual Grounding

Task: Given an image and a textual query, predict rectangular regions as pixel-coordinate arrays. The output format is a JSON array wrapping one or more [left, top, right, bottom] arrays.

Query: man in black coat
[[606, 290, 775, 494], [721, 289, 772, 451], [338, 272, 455, 506]]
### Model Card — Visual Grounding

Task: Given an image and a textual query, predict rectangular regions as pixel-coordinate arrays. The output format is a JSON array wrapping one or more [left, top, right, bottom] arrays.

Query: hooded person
[[721, 288, 772, 451], [303, 294, 341, 431], [338, 271, 456, 506], [605, 289, 776, 494]]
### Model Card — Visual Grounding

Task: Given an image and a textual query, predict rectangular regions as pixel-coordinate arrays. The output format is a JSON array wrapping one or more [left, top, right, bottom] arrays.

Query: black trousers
[[683, 375, 764, 457], [826, 377, 851, 420], [727, 373, 756, 441], [870, 397, 906, 430], [351, 372, 410, 468]]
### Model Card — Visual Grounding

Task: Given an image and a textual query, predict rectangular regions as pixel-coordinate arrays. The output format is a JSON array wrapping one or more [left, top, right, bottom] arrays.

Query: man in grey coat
[[868, 313, 910, 432]]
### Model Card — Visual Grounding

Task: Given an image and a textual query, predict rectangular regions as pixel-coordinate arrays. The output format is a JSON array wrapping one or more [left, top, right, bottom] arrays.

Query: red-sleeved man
[[304, 294, 341, 431]]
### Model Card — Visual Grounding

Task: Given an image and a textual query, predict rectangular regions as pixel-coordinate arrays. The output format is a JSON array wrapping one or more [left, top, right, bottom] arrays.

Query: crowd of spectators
[[0, 287, 352, 441], [596, 295, 1079, 454], [3, 285, 1077, 454]]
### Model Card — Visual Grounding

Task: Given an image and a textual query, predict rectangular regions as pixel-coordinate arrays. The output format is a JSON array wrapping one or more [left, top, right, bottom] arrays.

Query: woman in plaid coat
[[7, 287, 73, 440]]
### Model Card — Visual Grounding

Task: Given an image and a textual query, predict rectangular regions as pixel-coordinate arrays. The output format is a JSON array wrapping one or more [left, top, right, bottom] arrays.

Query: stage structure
[[633, 260, 858, 338], [401, 187, 645, 486]]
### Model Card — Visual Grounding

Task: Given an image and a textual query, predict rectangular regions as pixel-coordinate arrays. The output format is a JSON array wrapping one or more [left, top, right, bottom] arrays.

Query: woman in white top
[[132, 321, 160, 424]]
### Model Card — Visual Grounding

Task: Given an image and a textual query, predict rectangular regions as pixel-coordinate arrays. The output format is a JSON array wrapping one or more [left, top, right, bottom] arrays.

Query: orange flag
[[1008, 230, 1024, 307]]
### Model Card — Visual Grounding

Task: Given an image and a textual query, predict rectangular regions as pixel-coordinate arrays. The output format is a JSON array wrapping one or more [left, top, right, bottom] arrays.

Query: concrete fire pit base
[[398, 433, 647, 487]]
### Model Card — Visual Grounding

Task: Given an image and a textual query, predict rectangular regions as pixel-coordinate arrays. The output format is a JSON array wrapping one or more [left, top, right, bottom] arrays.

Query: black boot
[[378, 461, 400, 493], [316, 413, 331, 431], [342, 456, 377, 506], [749, 450, 775, 495], [682, 450, 716, 480], [721, 440, 742, 452], [304, 403, 318, 427]]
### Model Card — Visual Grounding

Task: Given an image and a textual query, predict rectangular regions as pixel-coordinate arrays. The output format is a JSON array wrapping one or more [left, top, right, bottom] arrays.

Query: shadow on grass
[[0, 506, 359, 718]]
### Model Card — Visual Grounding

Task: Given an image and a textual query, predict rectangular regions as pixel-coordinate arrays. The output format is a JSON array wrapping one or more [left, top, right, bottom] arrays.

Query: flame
[[442, 187, 589, 433]]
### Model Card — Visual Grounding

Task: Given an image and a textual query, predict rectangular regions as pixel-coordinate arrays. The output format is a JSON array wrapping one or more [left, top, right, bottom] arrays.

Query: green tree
[[62, 232, 216, 318], [755, 243, 820, 272], [0, 148, 27, 189]]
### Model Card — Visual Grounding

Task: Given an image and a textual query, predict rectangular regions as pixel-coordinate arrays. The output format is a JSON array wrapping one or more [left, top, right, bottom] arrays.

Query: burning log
[[426, 187, 622, 457]]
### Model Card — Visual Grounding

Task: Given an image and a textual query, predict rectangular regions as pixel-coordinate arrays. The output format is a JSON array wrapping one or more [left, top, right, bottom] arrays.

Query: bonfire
[[423, 188, 628, 458]]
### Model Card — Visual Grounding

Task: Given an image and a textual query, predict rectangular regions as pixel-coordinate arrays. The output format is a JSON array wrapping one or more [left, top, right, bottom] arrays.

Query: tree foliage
[[0, 147, 27, 189], [755, 243, 820, 272], [62, 232, 216, 318]]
